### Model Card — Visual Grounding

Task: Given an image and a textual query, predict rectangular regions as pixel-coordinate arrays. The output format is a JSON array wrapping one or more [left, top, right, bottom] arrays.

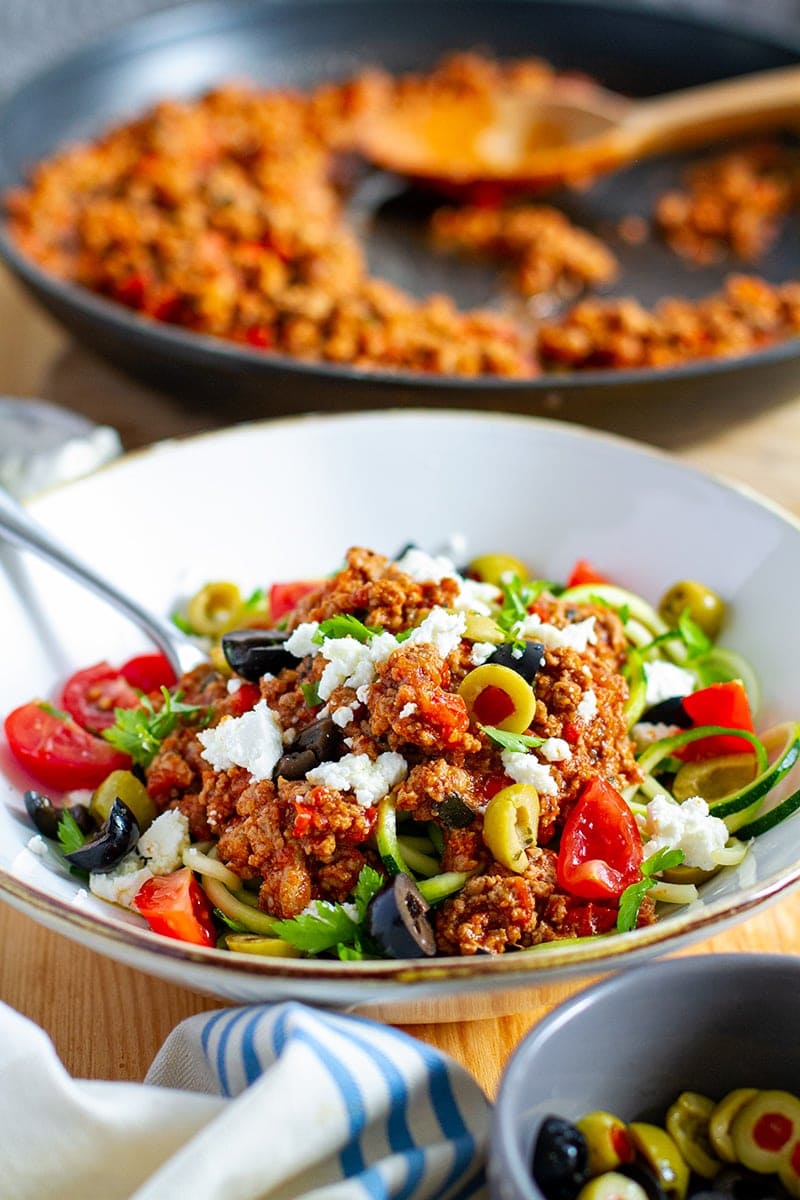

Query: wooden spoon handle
[[623, 63, 800, 156]]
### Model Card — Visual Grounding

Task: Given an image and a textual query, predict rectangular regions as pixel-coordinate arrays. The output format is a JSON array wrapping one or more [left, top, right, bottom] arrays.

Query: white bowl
[[1, 410, 799, 1020]]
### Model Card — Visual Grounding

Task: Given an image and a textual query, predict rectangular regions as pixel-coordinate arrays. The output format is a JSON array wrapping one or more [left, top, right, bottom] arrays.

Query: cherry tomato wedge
[[677, 680, 757, 760], [120, 653, 177, 694], [557, 777, 644, 901], [269, 580, 320, 621], [60, 661, 140, 733], [133, 867, 217, 947], [4, 701, 131, 791], [566, 559, 609, 588]]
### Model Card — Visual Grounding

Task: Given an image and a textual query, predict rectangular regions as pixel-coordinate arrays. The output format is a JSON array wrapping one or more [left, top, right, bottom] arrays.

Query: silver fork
[[0, 482, 206, 677]]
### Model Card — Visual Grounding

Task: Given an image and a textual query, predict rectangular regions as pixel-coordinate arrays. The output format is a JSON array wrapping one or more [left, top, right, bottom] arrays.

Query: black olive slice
[[368, 874, 436, 958], [438, 792, 475, 829], [618, 1162, 668, 1200], [24, 790, 61, 839], [296, 717, 339, 763], [64, 799, 140, 874], [273, 749, 318, 781], [488, 640, 546, 684], [222, 628, 299, 681], [532, 1116, 590, 1200], [640, 696, 691, 727]]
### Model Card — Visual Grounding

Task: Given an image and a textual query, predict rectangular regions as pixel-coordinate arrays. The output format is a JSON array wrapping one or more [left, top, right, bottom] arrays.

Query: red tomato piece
[[677, 680, 756, 760], [133, 868, 217, 948], [269, 580, 320, 621], [4, 701, 131, 791], [120, 653, 177, 694], [60, 661, 140, 733], [557, 777, 644, 901], [566, 559, 609, 588], [227, 682, 261, 717]]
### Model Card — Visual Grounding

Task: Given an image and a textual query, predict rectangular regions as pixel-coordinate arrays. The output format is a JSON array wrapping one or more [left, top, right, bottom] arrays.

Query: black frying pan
[[1, 0, 799, 421]]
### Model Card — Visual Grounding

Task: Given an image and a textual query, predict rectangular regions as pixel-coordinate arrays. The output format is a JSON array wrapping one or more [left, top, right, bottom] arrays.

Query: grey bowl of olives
[[489, 953, 800, 1200]]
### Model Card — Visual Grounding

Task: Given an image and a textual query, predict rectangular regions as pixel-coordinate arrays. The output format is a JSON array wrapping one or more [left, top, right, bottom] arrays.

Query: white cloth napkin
[[0, 999, 490, 1200]]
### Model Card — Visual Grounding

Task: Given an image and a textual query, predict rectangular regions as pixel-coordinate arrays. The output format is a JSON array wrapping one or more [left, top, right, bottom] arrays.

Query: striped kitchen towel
[[0, 998, 489, 1200]]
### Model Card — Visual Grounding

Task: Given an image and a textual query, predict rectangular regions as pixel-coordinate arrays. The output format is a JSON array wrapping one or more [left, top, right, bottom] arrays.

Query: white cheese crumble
[[501, 750, 558, 796], [643, 795, 729, 871], [393, 547, 458, 583], [136, 809, 190, 875], [643, 661, 697, 708], [398, 702, 418, 719], [306, 751, 408, 806], [539, 737, 572, 763], [284, 621, 320, 658], [452, 577, 502, 617], [89, 853, 153, 910], [405, 607, 466, 659], [514, 613, 598, 654], [630, 721, 681, 752], [576, 689, 598, 722], [470, 641, 497, 667], [332, 705, 355, 728], [226, 678, 242, 694], [197, 699, 283, 781]]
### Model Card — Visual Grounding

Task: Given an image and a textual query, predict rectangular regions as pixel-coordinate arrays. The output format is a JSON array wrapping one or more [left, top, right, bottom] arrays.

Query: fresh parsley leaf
[[480, 725, 546, 754], [678, 610, 713, 657], [102, 687, 208, 767], [353, 864, 384, 921], [395, 628, 413, 643], [616, 847, 686, 933], [171, 612, 195, 635], [337, 942, 369, 961], [497, 574, 535, 635], [300, 681, 321, 708], [272, 901, 360, 953], [56, 809, 88, 856], [243, 587, 267, 612], [312, 614, 383, 644]]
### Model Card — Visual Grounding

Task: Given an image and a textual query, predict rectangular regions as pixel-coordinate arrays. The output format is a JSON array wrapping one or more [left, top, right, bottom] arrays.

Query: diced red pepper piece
[[677, 680, 756, 760]]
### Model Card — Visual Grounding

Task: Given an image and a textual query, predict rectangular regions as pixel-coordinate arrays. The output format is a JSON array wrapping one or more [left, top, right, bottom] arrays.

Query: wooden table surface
[[1, 265, 799, 1100]]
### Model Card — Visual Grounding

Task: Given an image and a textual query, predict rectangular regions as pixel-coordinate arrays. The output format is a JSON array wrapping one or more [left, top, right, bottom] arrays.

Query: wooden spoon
[[356, 63, 800, 191]]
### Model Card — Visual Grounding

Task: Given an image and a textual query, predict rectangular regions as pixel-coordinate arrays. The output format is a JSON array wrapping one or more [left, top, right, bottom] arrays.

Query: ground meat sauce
[[6, 52, 799, 377], [143, 546, 652, 955]]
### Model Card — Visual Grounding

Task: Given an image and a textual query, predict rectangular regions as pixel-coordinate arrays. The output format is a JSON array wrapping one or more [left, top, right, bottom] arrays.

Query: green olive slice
[[90, 769, 157, 833], [709, 1089, 760, 1163], [627, 1122, 689, 1200], [458, 663, 536, 733], [577, 1172, 648, 1200], [731, 1090, 800, 1174], [672, 754, 758, 803], [482, 783, 539, 872], [666, 1091, 721, 1179], [468, 553, 530, 587], [575, 1111, 633, 1176]]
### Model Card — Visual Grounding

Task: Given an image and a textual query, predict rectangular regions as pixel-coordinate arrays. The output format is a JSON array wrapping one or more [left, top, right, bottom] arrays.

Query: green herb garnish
[[242, 587, 267, 612], [312, 614, 383, 644], [677, 610, 713, 657], [480, 725, 546, 754], [213, 907, 251, 933], [37, 701, 70, 721], [300, 681, 322, 708], [616, 847, 685, 933], [171, 612, 195, 635], [102, 687, 208, 767], [56, 809, 88, 856], [271, 865, 384, 956]]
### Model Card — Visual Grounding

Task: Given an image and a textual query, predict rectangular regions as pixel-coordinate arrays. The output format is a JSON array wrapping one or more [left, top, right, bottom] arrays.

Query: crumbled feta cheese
[[453, 577, 502, 616], [284, 621, 320, 658], [539, 737, 572, 763], [307, 751, 408, 806], [630, 721, 681, 751], [643, 661, 696, 708], [406, 607, 466, 659], [470, 641, 497, 667], [137, 809, 190, 875], [89, 853, 153, 909], [393, 548, 458, 583], [576, 689, 598, 722], [316, 630, 398, 701], [398, 702, 417, 719], [643, 795, 729, 871], [515, 613, 597, 654], [332, 705, 354, 728], [501, 750, 558, 795], [197, 699, 283, 781], [226, 678, 242, 694]]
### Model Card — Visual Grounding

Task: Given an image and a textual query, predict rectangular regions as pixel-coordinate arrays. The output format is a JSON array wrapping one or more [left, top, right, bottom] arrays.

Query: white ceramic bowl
[[1, 410, 799, 1020]]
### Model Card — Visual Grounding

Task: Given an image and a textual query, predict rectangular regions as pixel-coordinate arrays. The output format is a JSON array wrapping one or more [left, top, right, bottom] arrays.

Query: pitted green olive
[[731, 1090, 800, 1174], [458, 663, 536, 733], [482, 784, 539, 872], [469, 553, 530, 587], [186, 580, 244, 635], [627, 1123, 689, 1200], [672, 754, 757, 804], [575, 1111, 634, 1177], [90, 769, 157, 833], [708, 1088, 759, 1162], [658, 580, 726, 639], [576, 1173, 648, 1200], [666, 1092, 720, 1179]]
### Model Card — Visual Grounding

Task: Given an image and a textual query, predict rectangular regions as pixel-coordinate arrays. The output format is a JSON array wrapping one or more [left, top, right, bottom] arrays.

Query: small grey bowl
[[489, 953, 800, 1200]]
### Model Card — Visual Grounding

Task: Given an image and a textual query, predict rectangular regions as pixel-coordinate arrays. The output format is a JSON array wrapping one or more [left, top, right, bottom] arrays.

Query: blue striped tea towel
[[0, 1000, 489, 1200]]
